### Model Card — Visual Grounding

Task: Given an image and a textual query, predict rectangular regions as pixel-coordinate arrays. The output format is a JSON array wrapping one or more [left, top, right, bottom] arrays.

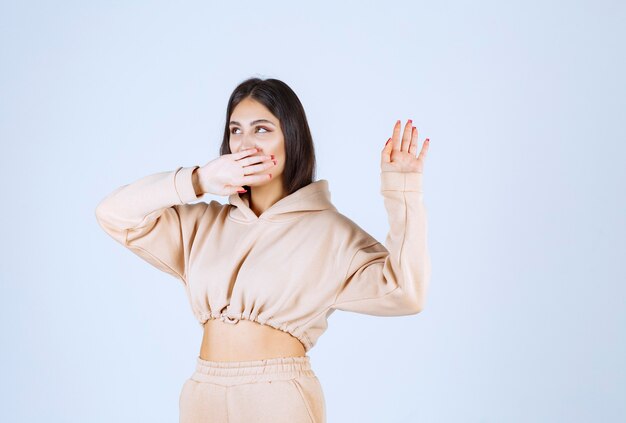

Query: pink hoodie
[[95, 166, 431, 352]]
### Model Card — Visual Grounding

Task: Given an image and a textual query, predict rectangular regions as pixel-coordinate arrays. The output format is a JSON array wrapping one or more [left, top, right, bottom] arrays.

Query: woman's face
[[228, 97, 286, 186]]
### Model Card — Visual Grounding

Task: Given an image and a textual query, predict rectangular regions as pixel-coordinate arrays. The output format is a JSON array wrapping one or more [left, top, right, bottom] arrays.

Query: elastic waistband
[[190, 355, 316, 386]]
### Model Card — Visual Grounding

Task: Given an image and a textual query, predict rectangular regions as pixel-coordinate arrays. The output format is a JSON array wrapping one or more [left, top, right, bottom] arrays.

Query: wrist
[[192, 167, 204, 197]]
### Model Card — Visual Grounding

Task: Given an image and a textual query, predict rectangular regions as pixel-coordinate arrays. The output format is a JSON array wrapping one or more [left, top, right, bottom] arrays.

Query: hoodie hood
[[227, 179, 337, 223]]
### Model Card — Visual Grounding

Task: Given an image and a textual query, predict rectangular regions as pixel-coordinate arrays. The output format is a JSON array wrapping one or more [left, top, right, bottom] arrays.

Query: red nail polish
[[238, 189, 246, 193]]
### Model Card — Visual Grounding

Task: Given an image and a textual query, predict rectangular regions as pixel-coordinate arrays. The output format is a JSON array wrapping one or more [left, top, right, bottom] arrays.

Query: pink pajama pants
[[179, 355, 326, 422]]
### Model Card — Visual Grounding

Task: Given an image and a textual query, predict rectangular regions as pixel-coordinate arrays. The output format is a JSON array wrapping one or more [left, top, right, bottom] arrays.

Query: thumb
[[381, 137, 393, 163]]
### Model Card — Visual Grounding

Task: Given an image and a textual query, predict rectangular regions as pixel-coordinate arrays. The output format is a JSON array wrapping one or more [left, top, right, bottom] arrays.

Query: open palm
[[381, 119, 429, 173]]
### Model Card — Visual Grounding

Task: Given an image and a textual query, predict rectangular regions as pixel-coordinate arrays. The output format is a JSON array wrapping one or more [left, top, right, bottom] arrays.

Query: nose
[[241, 137, 256, 152]]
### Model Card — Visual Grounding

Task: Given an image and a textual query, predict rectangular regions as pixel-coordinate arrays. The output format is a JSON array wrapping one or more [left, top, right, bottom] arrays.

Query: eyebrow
[[229, 119, 276, 126]]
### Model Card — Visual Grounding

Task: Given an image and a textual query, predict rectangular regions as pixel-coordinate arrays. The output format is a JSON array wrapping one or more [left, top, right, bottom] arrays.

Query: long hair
[[219, 77, 317, 195]]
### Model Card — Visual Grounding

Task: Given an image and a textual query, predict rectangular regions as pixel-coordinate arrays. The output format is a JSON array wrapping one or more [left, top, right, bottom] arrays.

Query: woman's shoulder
[[314, 208, 379, 246]]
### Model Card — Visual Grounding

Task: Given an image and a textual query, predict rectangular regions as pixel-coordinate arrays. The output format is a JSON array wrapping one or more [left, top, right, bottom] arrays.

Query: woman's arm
[[332, 120, 431, 315], [332, 171, 430, 315], [95, 166, 209, 284]]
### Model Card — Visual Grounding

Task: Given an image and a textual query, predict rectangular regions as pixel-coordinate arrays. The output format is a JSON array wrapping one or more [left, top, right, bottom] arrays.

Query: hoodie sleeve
[[331, 170, 431, 315], [95, 166, 209, 285]]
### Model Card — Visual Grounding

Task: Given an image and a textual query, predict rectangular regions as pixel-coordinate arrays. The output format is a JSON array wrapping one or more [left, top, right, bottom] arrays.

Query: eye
[[230, 126, 271, 134]]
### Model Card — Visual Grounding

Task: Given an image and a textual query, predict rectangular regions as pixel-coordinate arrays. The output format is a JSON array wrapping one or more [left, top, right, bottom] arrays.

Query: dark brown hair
[[219, 77, 317, 195]]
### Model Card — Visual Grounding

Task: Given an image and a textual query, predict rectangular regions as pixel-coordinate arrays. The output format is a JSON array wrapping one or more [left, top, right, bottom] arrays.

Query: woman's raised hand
[[195, 148, 277, 196], [381, 119, 429, 174]]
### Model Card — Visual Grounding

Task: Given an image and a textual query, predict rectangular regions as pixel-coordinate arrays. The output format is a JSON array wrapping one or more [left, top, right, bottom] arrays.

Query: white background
[[1, 1, 624, 422]]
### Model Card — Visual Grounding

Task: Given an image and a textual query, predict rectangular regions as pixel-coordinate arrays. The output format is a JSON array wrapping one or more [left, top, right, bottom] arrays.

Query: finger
[[239, 154, 274, 167], [391, 120, 401, 150], [240, 172, 273, 186], [417, 138, 430, 162], [401, 119, 412, 152], [232, 147, 258, 160], [381, 137, 393, 163], [241, 158, 277, 175], [408, 126, 418, 156]]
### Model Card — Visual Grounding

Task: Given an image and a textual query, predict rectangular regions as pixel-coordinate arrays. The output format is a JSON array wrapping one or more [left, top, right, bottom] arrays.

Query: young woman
[[95, 77, 431, 423]]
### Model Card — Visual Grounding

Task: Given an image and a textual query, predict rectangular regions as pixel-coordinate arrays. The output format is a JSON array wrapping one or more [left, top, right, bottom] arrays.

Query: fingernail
[[238, 189, 246, 193]]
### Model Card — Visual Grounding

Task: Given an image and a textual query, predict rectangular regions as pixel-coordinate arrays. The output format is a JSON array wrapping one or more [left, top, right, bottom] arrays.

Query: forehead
[[230, 98, 277, 124]]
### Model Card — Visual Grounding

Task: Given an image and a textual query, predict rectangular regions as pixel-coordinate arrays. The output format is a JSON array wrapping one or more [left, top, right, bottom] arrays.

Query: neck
[[248, 176, 287, 218]]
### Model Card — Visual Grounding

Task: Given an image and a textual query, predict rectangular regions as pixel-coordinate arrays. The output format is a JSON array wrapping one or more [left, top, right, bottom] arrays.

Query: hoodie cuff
[[381, 171, 423, 192], [174, 166, 201, 203]]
